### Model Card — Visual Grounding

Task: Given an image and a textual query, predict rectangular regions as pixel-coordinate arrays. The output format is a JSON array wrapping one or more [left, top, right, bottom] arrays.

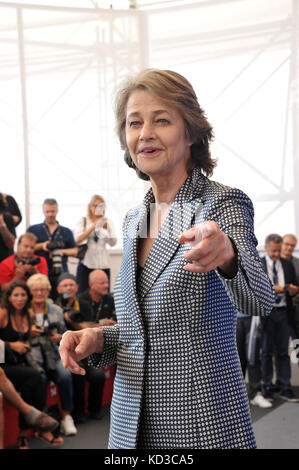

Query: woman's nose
[[139, 122, 154, 140]]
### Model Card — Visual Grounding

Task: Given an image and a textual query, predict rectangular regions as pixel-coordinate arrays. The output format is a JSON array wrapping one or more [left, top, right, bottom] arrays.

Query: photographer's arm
[[0, 263, 26, 292], [34, 241, 49, 252], [63, 312, 93, 331], [60, 247, 78, 257], [75, 224, 96, 245]]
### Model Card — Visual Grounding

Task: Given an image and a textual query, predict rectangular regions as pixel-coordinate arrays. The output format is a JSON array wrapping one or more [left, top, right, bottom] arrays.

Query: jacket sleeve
[[208, 187, 275, 316], [88, 324, 119, 369]]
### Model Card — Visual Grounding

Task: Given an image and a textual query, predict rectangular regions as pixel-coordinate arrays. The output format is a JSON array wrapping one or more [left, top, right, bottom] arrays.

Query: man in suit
[[261, 233, 299, 402], [281, 234, 299, 361]]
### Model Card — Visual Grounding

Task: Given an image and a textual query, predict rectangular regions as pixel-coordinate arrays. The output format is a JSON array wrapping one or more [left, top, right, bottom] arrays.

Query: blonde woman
[[73, 195, 117, 293], [27, 273, 77, 441]]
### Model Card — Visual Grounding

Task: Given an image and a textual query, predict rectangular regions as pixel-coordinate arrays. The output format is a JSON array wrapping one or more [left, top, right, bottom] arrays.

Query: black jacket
[[261, 256, 297, 313]]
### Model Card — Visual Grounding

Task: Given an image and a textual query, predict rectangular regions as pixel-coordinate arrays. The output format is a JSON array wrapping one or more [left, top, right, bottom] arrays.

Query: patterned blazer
[[90, 168, 274, 449]]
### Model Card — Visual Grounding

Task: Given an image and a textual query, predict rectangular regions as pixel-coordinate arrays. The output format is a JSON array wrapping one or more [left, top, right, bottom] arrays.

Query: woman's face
[[91, 199, 105, 217], [9, 286, 28, 312], [30, 283, 49, 305], [125, 89, 192, 180]]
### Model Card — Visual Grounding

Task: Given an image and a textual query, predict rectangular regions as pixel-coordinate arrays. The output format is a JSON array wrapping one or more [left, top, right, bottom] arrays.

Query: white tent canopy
[[0, 0, 297, 248]]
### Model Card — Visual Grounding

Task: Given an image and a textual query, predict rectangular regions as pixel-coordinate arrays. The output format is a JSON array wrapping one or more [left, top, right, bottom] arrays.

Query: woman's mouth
[[138, 147, 162, 157]]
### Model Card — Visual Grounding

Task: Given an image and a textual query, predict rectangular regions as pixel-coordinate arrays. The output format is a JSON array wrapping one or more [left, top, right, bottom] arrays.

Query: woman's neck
[[33, 301, 46, 313], [150, 170, 188, 206], [14, 309, 23, 317]]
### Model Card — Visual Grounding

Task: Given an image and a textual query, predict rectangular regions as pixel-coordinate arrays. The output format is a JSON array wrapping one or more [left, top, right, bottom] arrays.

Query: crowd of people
[[0, 192, 117, 449]]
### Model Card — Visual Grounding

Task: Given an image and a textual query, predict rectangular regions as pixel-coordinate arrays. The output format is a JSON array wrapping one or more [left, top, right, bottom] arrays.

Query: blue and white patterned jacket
[[90, 168, 274, 449]]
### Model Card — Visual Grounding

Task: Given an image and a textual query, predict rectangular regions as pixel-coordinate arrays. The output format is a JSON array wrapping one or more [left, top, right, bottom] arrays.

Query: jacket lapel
[[137, 168, 206, 303], [120, 191, 154, 337]]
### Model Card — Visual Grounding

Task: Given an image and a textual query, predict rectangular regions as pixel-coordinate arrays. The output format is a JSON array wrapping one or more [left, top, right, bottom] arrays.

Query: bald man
[[78, 270, 116, 326]]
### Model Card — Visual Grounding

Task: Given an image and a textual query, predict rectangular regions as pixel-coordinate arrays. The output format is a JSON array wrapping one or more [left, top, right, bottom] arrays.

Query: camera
[[47, 240, 65, 251], [47, 240, 65, 276], [60, 292, 82, 322], [35, 321, 61, 337], [19, 257, 41, 266], [31, 321, 61, 372], [61, 291, 71, 309]]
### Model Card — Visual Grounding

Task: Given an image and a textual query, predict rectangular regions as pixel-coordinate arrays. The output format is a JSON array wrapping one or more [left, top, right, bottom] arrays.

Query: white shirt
[[265, 255, 287, 307], [73, 216, 117, 269]]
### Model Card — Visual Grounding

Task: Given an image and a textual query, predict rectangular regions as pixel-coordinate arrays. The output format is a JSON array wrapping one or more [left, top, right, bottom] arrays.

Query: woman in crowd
[[73, 194, 117, 294], [27, 273, 77, 442], [0, 280, 54, 449], [60, 68, 275, 449]]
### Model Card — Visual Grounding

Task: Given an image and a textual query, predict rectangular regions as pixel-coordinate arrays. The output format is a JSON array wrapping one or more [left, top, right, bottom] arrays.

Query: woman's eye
[[157, 118, 169, 124], [129, 121, 140, 127]]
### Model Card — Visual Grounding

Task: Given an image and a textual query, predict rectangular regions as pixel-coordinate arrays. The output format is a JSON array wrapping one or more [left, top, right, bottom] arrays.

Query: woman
[[27, 273, 77, 441], [73, 194, 117, 293], [0, 281, 55, 449], [59, 69, 275, 449]]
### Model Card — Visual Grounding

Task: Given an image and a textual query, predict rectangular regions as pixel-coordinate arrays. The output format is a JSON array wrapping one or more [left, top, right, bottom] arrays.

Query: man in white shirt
[[261, 233, 298, 402]]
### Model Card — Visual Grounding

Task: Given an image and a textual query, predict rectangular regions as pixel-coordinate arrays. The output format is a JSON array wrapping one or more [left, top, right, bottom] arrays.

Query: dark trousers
[[1, 364, 45, 430], [261, 307, 291, 391], [76, 262, 110, 294], [71, 358, 106, 416], [236, 316, 263, 399]]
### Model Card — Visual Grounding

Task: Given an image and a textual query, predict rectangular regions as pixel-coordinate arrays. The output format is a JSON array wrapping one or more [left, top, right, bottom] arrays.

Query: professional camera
[[47, 240, 65, 276], [60, 292, 82, 323], [30, 321, 61, 373], [18, 257, 41, 266], [60, 291, 71, 309], [47, 240, 65, 251]]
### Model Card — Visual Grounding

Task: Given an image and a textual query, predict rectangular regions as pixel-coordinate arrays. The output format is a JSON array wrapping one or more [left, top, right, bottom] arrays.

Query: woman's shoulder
[[203, 177, 253, 203], [0, 307, 9, 328], [47, 301, 63, 315]]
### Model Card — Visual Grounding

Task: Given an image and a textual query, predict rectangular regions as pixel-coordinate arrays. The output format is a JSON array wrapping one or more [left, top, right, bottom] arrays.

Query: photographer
[[0, 281, 50, 449], [56, 273, 105, 423], [73, 194, 117, 294], [27, 198, 77, 299], [0, 233, 48, 293], [27, 273, 77, 440], [0, 194, 16, 263]]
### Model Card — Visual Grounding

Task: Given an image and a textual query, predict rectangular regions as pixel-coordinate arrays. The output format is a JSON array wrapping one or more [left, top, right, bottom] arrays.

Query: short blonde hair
[[18, 233, 37, 245], [114, 68, 215, 180], [27, 273, 51, 292]]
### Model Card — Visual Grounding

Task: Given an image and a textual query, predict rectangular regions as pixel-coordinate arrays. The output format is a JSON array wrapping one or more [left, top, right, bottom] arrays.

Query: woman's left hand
[[178, 221, 238, 277]]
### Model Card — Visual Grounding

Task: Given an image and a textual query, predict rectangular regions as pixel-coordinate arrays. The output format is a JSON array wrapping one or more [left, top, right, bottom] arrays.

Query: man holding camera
[[56, 273, 106, 423], [27, 198, 77, 299], [0, 233, 48, 292], [78, 270, 117, 326], [261, 233, 299, 402]]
